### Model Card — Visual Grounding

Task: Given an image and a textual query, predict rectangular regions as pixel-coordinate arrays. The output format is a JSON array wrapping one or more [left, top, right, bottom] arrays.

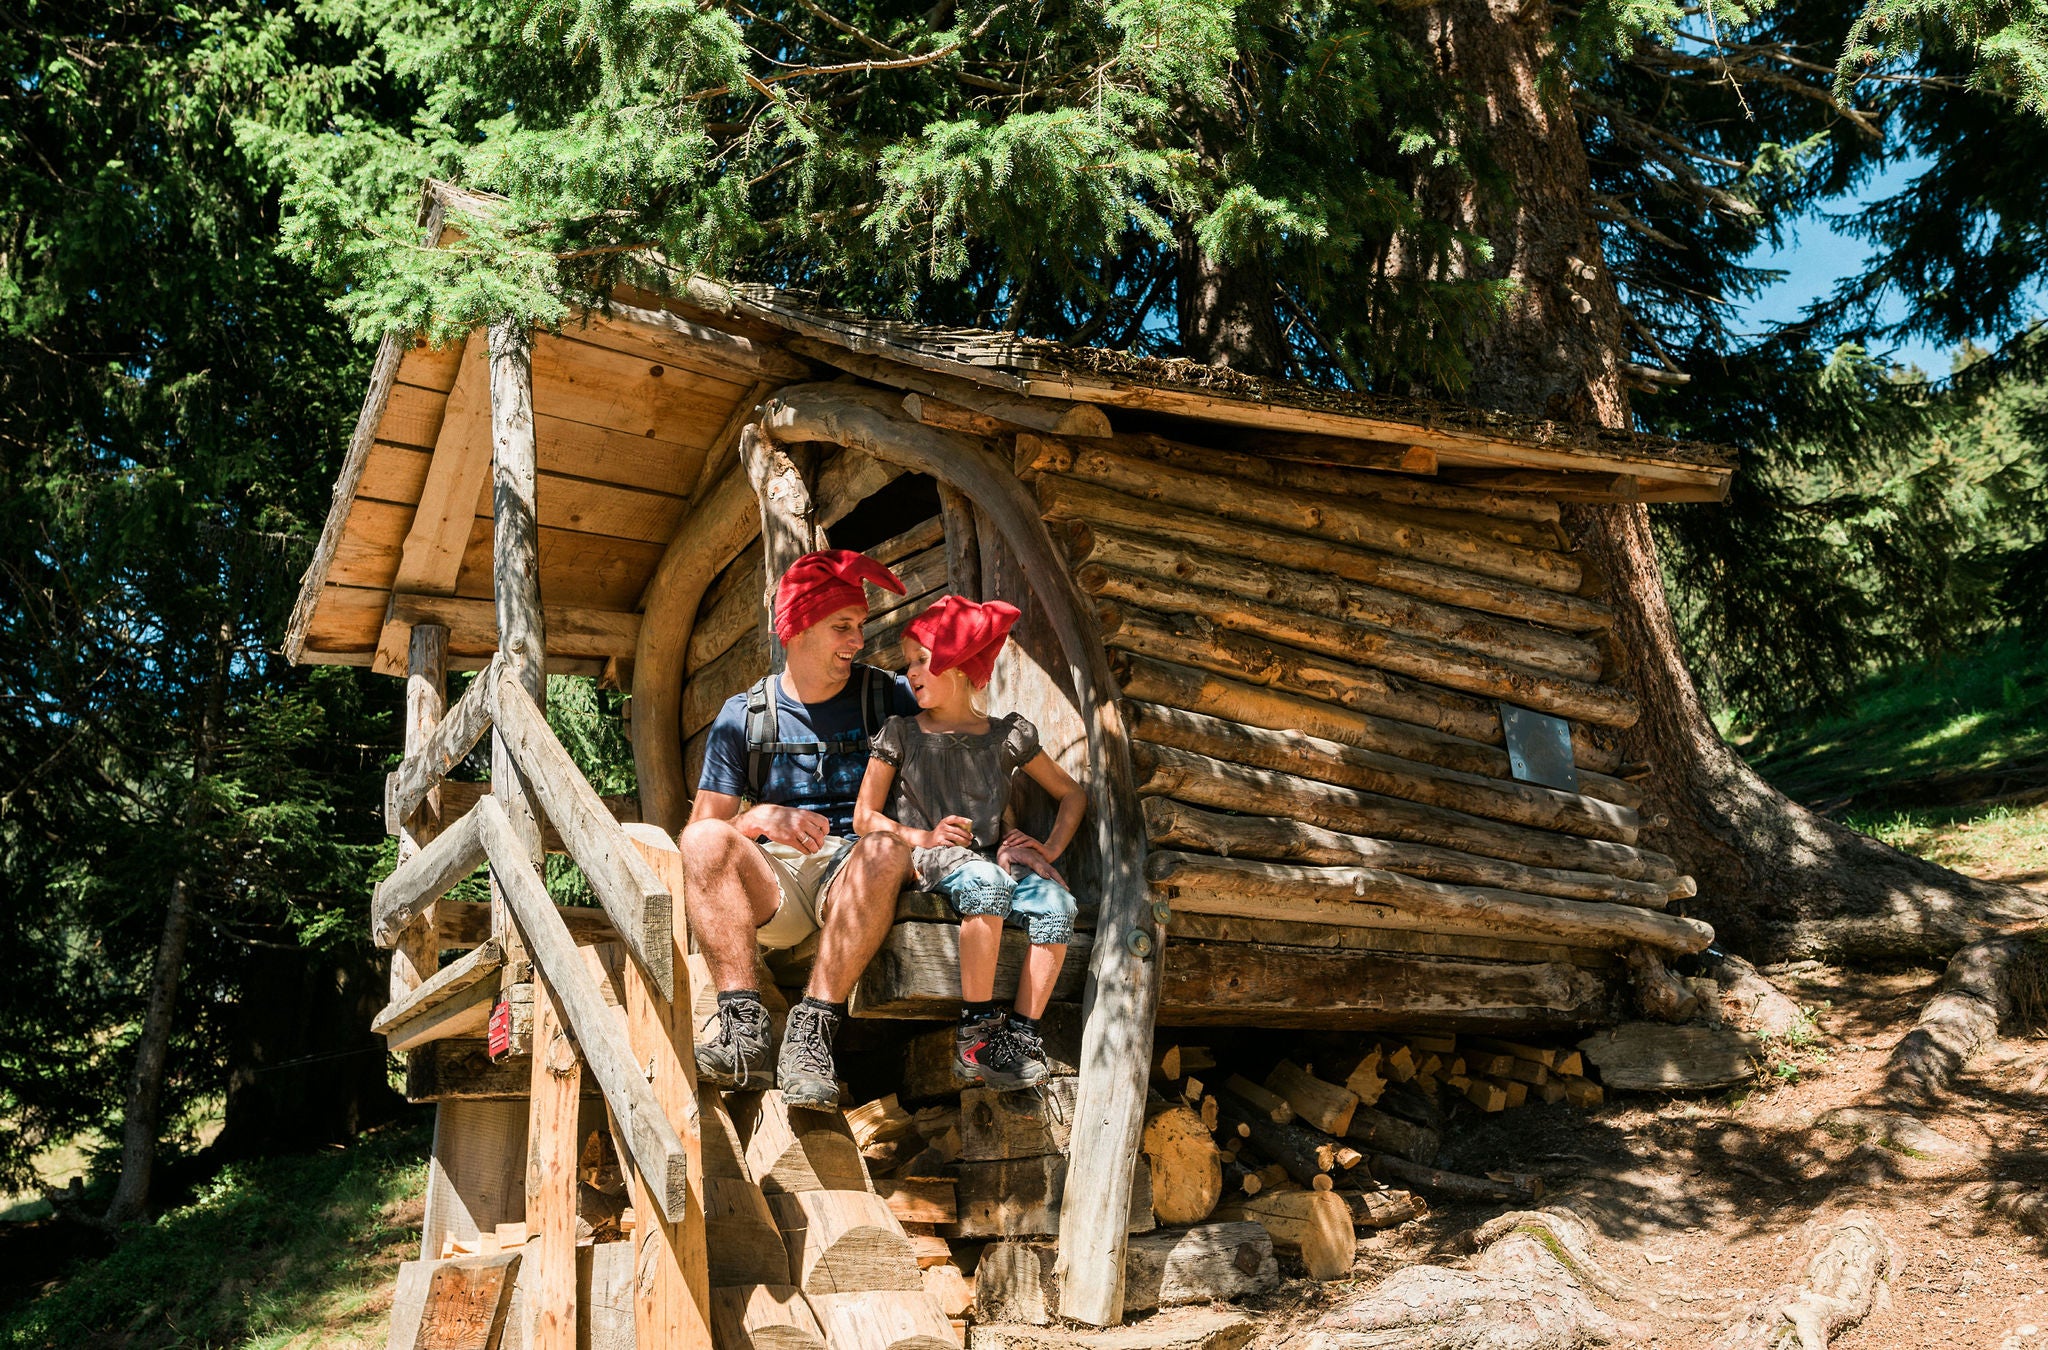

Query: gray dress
[[868, 713, 1041, 889]]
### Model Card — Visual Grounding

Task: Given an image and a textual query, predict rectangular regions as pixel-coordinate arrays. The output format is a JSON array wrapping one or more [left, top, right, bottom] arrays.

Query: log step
[[373, 938, 503, 1051]]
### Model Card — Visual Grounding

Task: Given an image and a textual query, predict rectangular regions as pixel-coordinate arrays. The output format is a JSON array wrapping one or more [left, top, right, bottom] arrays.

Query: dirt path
[[1245, 876, 2048, 1348]]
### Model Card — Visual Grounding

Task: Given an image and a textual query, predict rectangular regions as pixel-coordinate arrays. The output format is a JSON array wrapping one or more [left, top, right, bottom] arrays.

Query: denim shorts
[[931, 858, 1078, 945]]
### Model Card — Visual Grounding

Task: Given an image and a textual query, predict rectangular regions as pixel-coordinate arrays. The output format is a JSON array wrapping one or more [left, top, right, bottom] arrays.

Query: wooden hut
[[289, 181, 1735, 1348]]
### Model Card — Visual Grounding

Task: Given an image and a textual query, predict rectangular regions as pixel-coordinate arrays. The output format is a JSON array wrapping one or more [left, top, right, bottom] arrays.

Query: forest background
[[3, 0, 2047, 1297]]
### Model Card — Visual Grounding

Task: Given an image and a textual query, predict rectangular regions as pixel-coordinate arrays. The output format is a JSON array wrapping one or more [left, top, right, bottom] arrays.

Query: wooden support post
[[618, 824, 713, 1350], [392, 623, 449, 1004], [525, 970, 581, 1350], [489, 315, 545, 990], [738, 421, 820, 667], [937, 482, 980, 599]]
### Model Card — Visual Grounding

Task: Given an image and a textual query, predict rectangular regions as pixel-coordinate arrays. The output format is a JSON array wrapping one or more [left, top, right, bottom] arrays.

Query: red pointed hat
[[906, 594, 1022, 688], [773, 550, 906, 643]]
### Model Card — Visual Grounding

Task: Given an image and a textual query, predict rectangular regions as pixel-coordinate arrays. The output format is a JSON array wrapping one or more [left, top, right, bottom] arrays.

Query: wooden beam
[[1440, 468, 1641, 501], [1147, 851, 1715, 953], [1157, 941, 1613, 1030], [394, 331, 493, 598], [937, 483, 980, 599], [391, 623, 450, 1003], [385, 655, 497, 831], [739, 421, 821, 670], [372, 808, 486, 948], [383, 593, 640, 665], [1237, 430, 1437, 476], [1039, 474, 1613, 633], [573, 303, 814, 382], [616, 825, 713, 1350], [1125, 702, 1638, 843], [1143, 798, 1680, 909], [1130, 740, 1676, 881], [491, 667, 674, 1001], [489, 316, 545, 1000], [526, 960, 581, 1350], [783, 337, 1111, 436], [410, 779, 641, 854], [376, 940, 505, 1052], [1020, 435, 1583, 593], [477, 795, 691, 1223]]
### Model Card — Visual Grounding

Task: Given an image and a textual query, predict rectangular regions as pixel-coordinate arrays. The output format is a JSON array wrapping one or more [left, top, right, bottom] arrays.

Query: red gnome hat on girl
[[773, 550, 906, 643], [906, 594, 1021, 688]]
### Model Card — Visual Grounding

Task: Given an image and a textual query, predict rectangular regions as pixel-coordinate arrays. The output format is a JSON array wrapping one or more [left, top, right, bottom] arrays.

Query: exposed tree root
[[1295, 1207, 1718, 1349], [1706, 953, 1807, 1037], [1879, 936, 2048, 1105], [1721, 1212, 1895, 1350]]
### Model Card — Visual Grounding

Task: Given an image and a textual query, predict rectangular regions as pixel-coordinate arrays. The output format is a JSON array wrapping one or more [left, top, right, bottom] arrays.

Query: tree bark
[[1177, 222, 1286, 378], [1403, 0, 2048, 960], [104, 611, 233, 1227]]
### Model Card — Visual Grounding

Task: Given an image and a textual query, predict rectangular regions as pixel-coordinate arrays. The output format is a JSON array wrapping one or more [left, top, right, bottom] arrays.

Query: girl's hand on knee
[[999, 830, 1066, 887]]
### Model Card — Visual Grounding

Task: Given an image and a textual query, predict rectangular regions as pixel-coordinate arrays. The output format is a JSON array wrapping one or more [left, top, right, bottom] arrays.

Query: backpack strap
[[742, 673, 779, 798]]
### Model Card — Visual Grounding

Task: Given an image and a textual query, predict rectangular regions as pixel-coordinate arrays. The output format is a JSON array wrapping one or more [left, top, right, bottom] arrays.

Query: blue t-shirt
[[698, 667, 919, 837]]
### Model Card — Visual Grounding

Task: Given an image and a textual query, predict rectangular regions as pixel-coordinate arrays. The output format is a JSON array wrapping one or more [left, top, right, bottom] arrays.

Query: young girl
[[853, 594, 1087, 1090]]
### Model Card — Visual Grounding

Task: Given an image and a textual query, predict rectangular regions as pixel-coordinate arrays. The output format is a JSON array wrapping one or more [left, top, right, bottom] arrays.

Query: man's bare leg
[[678, 818, 781, 993], [805, 831, 913, 1003]]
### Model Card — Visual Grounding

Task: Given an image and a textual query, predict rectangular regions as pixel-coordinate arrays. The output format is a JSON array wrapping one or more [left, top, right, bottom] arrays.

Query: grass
[[1741, 629, 2048, 806], [0, 1118, 430, 1350], [1838, 800, 2048, 883]]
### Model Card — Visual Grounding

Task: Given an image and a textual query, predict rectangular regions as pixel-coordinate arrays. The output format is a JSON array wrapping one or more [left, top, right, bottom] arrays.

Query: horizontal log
[[1106, 432, 1560, 540], [1213, 1089, 1341, 1191], [851, 922, 1093, 1018], [1143, 798, 1680, 909], [686, 556, 764, 674], [1157, 941, 1616, 1031], [1065, 519, 1600, 681], [1021, 438, 1582, 592], [372, 808, 486, 948], [402, 1039, 604, 1102], [1103, 602, 1495, 742], [1039, 475, 1613, 633], [438, 896, 620, 946], [782, 338, 1112, 437], [385, 655, 497, 830], [1440, 468, 1643, 501], [1125, 702, 1637, 844], [1148, 852, 1714, 954], [1130, 740, 1676, 881], [1114, 655, 1642, 810], [1121, 1222, 1279, 1312], [413, 778, 641, 854], [492, 667, 673, 1001], [1164, 909, 1616, 970], [475, 796, 691, 1225], [373, 937, 504, 1049], [386, 593, 639, 664], [1368, 1154, 1541, 1203], [1088, 568, 1638, 729]]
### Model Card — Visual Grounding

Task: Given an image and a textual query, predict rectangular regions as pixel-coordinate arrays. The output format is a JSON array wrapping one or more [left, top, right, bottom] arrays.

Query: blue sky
[[1727, 157, 1957, 374]]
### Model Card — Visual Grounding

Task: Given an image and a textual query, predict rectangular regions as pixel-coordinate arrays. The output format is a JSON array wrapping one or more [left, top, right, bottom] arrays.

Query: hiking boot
[[778, 1001, 843, 1110], [694, 995, 774, 1089], [973, 1018, 1051, 1092], [953, 1016, 1002, 1085]]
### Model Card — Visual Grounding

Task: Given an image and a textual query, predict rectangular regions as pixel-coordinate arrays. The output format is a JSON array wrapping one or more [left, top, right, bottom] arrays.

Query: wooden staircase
[[373, 646, 954, 1350]]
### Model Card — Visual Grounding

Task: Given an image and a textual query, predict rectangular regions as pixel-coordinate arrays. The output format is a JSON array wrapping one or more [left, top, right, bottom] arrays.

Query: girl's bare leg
[[958, 914, 1003, 1003], [1012, 942, 1067, 1018]]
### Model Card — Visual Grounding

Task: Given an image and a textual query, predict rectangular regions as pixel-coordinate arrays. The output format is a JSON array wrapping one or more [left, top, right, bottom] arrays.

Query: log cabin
[[289, 181, 1736, 1349]]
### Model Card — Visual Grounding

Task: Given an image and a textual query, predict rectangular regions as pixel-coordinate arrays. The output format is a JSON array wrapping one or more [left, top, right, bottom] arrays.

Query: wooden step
[[373, 938, 503, 1051], [852, 923, 1093, 1019]]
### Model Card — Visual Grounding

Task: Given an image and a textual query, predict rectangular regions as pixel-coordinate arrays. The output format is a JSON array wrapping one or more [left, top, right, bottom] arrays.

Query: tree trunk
[[1402, 0, 2048, 962], [104, 611, 233, 1227], [1177, 223, 1287, 378]]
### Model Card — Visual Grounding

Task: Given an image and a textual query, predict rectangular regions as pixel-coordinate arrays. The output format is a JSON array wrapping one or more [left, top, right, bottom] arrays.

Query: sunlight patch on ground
[[1841, 799, 2048, 885]]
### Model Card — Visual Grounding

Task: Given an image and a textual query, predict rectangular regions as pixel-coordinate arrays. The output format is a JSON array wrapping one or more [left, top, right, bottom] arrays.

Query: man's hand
[[744, 803, 833, 854], [919, 815, 975, 850], [999, 829, 1066, 886]]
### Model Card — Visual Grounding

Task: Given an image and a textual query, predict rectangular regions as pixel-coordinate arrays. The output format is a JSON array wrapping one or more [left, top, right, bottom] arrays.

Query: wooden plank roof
[[285, 180, 1737, 673]]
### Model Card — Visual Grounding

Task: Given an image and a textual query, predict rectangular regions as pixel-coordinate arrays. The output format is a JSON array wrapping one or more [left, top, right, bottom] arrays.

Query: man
[[679, 549, 922, 1108]]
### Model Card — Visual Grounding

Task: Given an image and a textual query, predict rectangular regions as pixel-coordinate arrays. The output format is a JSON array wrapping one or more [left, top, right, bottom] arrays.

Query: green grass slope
[[1, 1119, 429, 1350]]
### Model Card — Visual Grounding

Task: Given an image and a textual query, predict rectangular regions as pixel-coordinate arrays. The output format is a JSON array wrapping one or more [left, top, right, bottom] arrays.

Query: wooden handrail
[[371, 807, 486, 948], [475, 795, 690, 1225], [490, 666, 676, 1003], [372, 938, 504, 1045], [386, 653, 499, 830]]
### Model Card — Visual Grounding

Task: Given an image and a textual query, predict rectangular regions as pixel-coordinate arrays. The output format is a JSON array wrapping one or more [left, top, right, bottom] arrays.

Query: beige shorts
[[753, 835, 858, 951]]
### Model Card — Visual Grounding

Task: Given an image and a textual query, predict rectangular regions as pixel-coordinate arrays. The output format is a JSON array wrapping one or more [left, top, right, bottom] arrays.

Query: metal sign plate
[[1499, 703, 1579, 793]]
